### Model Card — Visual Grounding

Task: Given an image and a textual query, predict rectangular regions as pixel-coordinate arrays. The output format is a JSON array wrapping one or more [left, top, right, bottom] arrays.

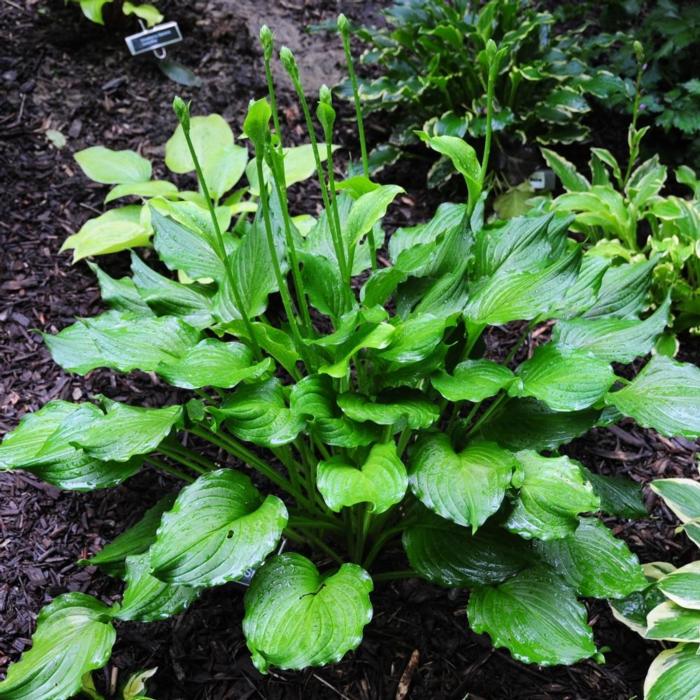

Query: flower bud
[[260, 25, 274, 61], [337, 13, 350, 36], [280, 46, 299, 82], [172, 96, 190, 132]]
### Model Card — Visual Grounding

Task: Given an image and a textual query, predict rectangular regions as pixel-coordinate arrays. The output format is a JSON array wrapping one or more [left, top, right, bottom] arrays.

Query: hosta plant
[[339, 0, 620, 184], [68, 0, 163, 27], [2, 21, 700, 700], [611, 477, 700, 700]]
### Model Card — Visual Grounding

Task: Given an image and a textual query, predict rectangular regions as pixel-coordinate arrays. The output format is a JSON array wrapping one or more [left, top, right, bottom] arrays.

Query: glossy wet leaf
[[467, 567, 597, 666], [580, 467, 647, 519], [644, 644, 700, 700], [75, 146, 152, 185], [647, 602, 700, 643], [149, 469, 287, 586], [243, 553, 373, 673], [346, 184, 404, 248], [431, 359, 514, 403], [337, 389, 439, 430], [318, 322, 395, 378], [0, 593, 116, 700], [658, 562, 700, 610], [410, 434, 516, 530], [317, 442, 407, 514], [583, 258, 655, 319], [378, 314, 452, 364]]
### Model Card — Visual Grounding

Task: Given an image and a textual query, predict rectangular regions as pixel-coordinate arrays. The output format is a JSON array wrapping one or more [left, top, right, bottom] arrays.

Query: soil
[[1, 1, 698, 699]]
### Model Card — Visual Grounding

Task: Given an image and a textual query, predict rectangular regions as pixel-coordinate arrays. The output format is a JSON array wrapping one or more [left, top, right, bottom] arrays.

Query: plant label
[[529, 169, 556, 192], [125, 21, 183, 56]]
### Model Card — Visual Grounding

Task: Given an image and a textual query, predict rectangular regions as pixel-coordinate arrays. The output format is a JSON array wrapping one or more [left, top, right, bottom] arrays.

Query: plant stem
[[479, 46, 503, 205], [465, 392, 507, 439], [157, 444, 209, 475], [163, 440, 218, 470], [285, 526, 344, 565], [147, 456, 195, 483]]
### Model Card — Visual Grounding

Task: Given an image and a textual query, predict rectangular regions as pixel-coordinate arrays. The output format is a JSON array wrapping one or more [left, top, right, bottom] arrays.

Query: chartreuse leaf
[[75, 146, 152, 185], [431, 359, 514, 403], [553, 296, 671, 363], [61, 206, 152, 261], [403, 505, 530, 587], [105, 180, 177, 204], [115, 553, 199, 622], [467, 567, 597, 666], [212, 378, 304, 447], [83, 494, 176, 576], [409, 434, 516, 530], [651, 479, 700, 547], [317, 442, 407, 514], [337, 389, 439, 430], [0, 592, 116, 700], [165, 114, 248, 200], [149, 469, 287, 587], [510, 343, 616, 412], [122, 1, 163, 26], [647, 602, 700, 643], [157, 339, 272, 390], [505, 452, 600, 540], [290, 375, 378, 448], [644, 643, 700, 700], [243, 553, 373, 673], [605, 356, 700, 438], [580, 467, 647, 519], [480, 398, 601, 451], [658, 562, 700, 610], [535, 517, 646, 598]]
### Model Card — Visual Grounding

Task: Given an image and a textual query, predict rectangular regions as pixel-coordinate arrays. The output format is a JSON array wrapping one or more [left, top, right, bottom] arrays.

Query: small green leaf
[[317, 442, 407, 514], [242, 98, 271, 147], [644, 643, 700, 700], [403, 506, 530, 587], [345, 184, 404, 249], [318, 322, 395, 378], [540, 148, 590, 192], [243, 553, 373, 672], [467, 567, 597, 666], [605, 356, 700, 438], [337, 389, 439, 430], [580, 467, 647, 518], [223, 321, 301, 378], [122, 1, 163, 26], [505, 451, 600, 540], [105, 180, 178, 203], [0, 593, 116, 700], [75, 146, 151, 185], [410, 434, 516, 530], [535, 517, 647, 598], [431, 359, 514, 403], [658, 562, 700, 611], [510, 343, 616, 412], [149, 469, 287, 586]]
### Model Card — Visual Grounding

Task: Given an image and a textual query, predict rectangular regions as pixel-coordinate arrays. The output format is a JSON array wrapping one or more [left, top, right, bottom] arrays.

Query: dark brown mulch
[[1, 2, 699, 699]]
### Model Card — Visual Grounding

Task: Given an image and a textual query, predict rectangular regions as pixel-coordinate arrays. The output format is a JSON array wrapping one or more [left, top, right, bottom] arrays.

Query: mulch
[[1, 1, 698, 699]]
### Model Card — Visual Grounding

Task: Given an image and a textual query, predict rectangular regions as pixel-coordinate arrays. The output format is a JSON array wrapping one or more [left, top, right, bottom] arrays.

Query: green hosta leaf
[[89, 262, 153, 316], [337, 389, 439, 430], [535, 517, 646, 598], [403, 506, 530, 587], [212, 378, 304, 447], [122, 1, 163, 26], [115, 554, 199, 622], [505, 452, 600, 540], [644, 643, 700, 700], [580, 467, 647, 519], [605, 356, 700, 438], [431, 359, 514, 403], [652, 479, 700, 547], [554, 254, 610, 319], [510, 343, 615, 411], [317, 442, 407, 514], [61, 206, 152, 261], [540, 148, 590, 192], [165, 114, 248, 199], [583, 258, 655, 319], [149, 469, 287, 586], [658, 562, 700, 610], [647, 602, 700, 643], [553, 296, 670, 363], [346, 184, 404, 249], [83, 494, 176, 576], [76, 0, 110, 24], [480, 398, 601, 451], [378, 314, 452, 364], [318, 322, 395, 378], [105, 180, 178, 204], [290, 375, 378, 448], [409, 434, 516, 530], [157, 339, 272, 389], [75, 146, 152, 185], [243, 553, 373, 673], [0, 593, 116, 700], [300, 253, 345, 321], [467, 567, 597, 666], [45, 311, 200, 375], [626, 155, 667, 209]]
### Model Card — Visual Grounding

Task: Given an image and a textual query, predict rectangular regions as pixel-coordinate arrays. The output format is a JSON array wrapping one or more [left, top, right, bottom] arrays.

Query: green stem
[[163, 440, 218, 470], [147, 456, 195, 483], [478, 46, 503, 210], [158, 444, 209, 476], [465, 392, 507, 440], [285, 526, 344, 565]]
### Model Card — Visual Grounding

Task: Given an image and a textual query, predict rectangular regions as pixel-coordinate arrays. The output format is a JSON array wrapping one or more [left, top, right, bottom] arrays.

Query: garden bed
[[1, 1, 698, 698]]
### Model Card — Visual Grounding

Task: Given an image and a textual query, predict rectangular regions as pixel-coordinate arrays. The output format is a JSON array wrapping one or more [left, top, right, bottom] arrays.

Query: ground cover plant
[[1, 15, 700, 700], [68, 0, 163, 27]]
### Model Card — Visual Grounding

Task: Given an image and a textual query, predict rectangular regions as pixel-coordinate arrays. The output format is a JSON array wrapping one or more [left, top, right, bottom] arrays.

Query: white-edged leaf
[[644, 643, 700, 700]]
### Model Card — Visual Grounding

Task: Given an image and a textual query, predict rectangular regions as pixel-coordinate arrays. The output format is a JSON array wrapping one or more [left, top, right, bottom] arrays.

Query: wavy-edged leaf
[[505, 451, 600, 540], [317, 442, 407, 514], [658, 562, 700, 611], [644, 643, 700, 700], [583, 258, 655, 319], [431, 359, 514, 403], [0, 593, 115, 700], [149, 469, 287, 586], [510, 343, 615, 411], [403, 506, 530, 587], [89, 262, 153, 316], [243, 553, 373, 673], [223, 320, 300, 378], [467, 567, 597, 666], [75, 146, 151, 185], [337, 389, 439, 430], [535, 517, 646, 598], [410, 434, 515, 530], [605, 356, 700, 438], [115, 554, 199, 622], [318, 322, 395, 378], [378, 314, 451, 364]]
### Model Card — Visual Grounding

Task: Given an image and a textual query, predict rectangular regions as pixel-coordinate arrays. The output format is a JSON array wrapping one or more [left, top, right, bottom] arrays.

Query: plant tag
[[125, 21, 183, 56], [529, 169, 556, 192]]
